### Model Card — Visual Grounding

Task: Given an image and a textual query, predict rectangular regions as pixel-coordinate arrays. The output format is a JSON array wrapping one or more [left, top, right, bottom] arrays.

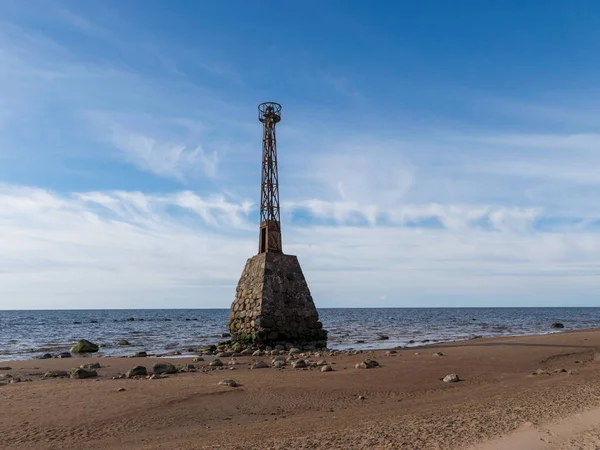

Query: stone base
[[228, 252, 327, 348]]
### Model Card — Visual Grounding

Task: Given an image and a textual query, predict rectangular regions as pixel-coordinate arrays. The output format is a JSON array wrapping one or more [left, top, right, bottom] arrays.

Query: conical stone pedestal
[[228, 252, 327, 349]]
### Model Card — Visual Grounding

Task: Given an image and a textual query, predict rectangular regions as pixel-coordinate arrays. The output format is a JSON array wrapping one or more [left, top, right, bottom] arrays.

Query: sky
[[1, 1, 600, 309]]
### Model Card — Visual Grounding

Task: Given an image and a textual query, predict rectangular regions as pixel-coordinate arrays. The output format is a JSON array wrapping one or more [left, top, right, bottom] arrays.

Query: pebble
[[43, 370, 69, 378], [126, 366, 148, 378], [433, 352, 444, 357], [358, 395, 366, 400], [70, 368, 97, 379], [321, 365, 333, 372], [251, 361, 269, 369], [192, 357, 205, 362], [152, 363, 177, 375], [292, 359, 307, 369], [118, 388, 126, 392], [355, 359, 379, 369], [218, 379, 238, 387], [443, 373, 460, 383]]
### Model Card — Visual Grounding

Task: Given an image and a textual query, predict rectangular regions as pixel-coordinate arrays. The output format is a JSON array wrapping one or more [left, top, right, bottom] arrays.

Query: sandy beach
[[2, 330, 600, 449]]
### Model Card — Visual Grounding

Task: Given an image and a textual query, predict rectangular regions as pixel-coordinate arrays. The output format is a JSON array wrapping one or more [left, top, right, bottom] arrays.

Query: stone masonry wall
[[228, 252, 327, 348]]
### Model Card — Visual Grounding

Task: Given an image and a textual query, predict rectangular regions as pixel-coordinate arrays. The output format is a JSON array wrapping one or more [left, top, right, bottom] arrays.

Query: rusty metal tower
[[258, 102, 282, 254]]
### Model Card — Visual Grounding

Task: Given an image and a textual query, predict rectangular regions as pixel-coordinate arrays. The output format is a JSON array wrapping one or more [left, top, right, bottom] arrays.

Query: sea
[[1, 307, 599, 362]]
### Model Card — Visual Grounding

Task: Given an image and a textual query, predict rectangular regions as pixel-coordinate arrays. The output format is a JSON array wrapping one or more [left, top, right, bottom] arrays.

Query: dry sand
[[2, 330, 600, 449]]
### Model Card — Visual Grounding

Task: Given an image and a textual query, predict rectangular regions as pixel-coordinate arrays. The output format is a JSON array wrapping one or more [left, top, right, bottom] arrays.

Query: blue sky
[[1, 1, 600, 309]]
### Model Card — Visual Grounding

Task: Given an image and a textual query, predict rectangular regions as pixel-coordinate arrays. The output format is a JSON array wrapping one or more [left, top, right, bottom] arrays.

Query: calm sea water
[[1, 308, 599, 362]]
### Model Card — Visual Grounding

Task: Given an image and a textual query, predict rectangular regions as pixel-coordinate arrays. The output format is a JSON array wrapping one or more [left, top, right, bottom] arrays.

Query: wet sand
[[2, 330, 600, 449]]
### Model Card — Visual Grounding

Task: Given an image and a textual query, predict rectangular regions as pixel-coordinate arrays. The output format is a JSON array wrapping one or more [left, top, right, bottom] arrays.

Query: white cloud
[[0, 184, 599, 309]]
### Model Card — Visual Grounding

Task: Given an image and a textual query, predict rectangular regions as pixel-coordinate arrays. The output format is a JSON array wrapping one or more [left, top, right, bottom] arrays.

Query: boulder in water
[[551, 322, 565, 329], [70, 340, 99, 353]]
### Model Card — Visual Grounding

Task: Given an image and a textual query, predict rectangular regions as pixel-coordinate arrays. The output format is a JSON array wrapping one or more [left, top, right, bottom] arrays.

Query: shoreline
[[2, 329, 600, 449], [0, 325, 588, 363]]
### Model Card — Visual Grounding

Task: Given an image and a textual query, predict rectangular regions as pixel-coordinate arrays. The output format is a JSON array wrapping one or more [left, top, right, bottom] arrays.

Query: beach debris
[[251, 361, 269, 369], [134, 352, 147, 358], [70, 339, 99, 353], [117, 388, 126, 392], [43, 370, 69, 378], [355, 359, 379, 369], [80, 362, 101, 370], [292, 359, 307, 369], [321, 365, 333, 372], [433, 352, 444, 357], [0, 367, 12, 371], [152, 363, 177, 375], [126, 366, 148, 378], [209, 359, 224, 367], [442, 373, 460, 383], [551, 322, 565, 329], [218, 379, 238, 387], [116, 340, 131, 346], [70, 368, 97, 379], [377, 334, 389, 340], [57, 352, 72, 358], [192, 357, 204, 362]]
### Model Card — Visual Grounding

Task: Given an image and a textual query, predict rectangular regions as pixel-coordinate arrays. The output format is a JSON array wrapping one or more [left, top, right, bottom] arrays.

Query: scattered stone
[[355, 340, 365, 344], [355, 359, 379, 369], [209, 359, 223, 367], [554, 368, 568, 373], [289, 348, 301, 355], [252, 350, 263, 357], [39, 353, 52, 359], [149, 374, 167, 380], [0, 367, 12, 371], [358, 395, 366, 400], [433, 352, 444, 357], [117, 340, 131, 346], [80, 362, 101, 370], [377, 334, 389, 340], [43, 370, 69, 378], [292, 359, 307, 369], [9, 377, 22, 383], [126, 317, 135, 321], [0, 374, 12, 379], [70, 339, 99, 353], [152, 363, 177, 375], [321, 365, 333, 372], [551, 322, 565, 329], [221, 333, 231, 338], [286, 355, 296, 361], [252, 361, 269, 369], [126, 366, 148, 378], [57, 352, 72, 358], [532, 369, 549, 376], [118, 388, 126, 392], [273, 360, 285, 368], [241, 348, 254, 356], [414, 352, 421, 355], [134, 352, 147, 358], [385, 350, 397, 356], [70, 368, 97, 379], [442, 373, 460, 383], [218, 379, 238, 387], [216, 352, 233, 358], [193, 357, 205, 363], [315, 360, 328, 366]]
